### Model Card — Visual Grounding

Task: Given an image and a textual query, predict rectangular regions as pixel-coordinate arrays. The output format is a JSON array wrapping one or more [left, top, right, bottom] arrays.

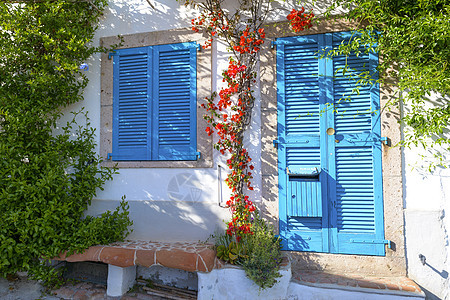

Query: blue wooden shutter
[[277, 32, 385, 256], [112, 47, 152, 160], [329, 32, 385, 255], [277, 35, 328, 252], [152, 42, 197, 160]]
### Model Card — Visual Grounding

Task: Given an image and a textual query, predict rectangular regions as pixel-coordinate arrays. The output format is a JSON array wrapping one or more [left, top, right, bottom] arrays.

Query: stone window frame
[[100, 28, 213, 168]]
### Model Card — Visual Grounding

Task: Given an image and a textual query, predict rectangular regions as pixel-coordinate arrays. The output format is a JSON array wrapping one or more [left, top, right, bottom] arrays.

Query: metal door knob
[[326, 127, 335, 135]]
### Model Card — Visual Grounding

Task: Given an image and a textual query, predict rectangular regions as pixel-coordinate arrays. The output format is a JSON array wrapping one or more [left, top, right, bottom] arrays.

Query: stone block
[[106, 264, 136, 297]]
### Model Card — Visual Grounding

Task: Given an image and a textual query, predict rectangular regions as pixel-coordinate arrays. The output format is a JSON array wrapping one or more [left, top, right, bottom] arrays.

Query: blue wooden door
[[277, 32, 386, 256]]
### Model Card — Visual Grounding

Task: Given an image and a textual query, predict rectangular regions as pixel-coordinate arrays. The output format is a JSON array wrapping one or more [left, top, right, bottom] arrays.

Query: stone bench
[[56, 241, 425, 299], [55, 240, 220, 296]]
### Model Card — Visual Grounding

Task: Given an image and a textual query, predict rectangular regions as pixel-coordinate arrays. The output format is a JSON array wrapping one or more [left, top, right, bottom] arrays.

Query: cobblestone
[[48, 281, 166, 300]]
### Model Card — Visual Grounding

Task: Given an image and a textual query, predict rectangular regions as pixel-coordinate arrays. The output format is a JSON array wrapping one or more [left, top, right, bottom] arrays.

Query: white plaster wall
[[67, 0, 269, 241], [403, 95, 450, 299]]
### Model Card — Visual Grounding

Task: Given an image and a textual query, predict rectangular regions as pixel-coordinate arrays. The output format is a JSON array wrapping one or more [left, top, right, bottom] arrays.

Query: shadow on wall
[[419, 284, 445, 300], [286, 251, 323, 274], [87, 198, 229, 242], [99, 0, 193, 34], [91, 171, 230, 242]]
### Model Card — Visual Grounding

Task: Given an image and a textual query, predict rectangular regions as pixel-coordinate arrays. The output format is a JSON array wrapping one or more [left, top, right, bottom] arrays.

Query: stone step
[[291, 270, 425, 299]]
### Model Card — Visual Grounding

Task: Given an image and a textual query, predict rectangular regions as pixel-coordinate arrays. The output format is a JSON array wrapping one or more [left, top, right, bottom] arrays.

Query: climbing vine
[[184, 0, 313, 241], [180, 0, 313, 288], [0, 1, 131, 285], [325, 0, 450, 155]]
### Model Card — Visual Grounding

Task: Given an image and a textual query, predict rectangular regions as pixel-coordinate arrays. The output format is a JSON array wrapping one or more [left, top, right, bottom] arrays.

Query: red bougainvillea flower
[[189, 3, 313, 240], [287, 7, 314, 32]]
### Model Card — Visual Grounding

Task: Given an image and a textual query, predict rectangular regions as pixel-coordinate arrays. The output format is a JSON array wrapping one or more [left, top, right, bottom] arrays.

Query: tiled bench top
[[56, 240, 222, 273]]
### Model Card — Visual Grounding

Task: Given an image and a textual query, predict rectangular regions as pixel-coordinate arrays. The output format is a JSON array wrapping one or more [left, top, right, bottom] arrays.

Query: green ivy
[[0, 1, 132, 285], [325, 0, 450, 150]]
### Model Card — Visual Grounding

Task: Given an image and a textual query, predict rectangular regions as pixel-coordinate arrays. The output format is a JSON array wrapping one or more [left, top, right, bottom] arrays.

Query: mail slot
[[287, 166, 322, 217]]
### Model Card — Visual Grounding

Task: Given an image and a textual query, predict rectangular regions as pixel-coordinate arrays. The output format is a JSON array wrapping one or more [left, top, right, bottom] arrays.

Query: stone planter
[[197, 259, 292, 300]]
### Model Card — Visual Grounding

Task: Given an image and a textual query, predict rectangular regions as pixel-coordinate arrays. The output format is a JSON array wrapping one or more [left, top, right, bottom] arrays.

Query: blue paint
[[277, 32, 385, 256], [111, 42, 198, 161]]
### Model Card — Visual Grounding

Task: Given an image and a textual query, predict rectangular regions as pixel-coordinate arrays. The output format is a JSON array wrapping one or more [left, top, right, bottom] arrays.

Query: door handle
[[326, 128, 335, 135]]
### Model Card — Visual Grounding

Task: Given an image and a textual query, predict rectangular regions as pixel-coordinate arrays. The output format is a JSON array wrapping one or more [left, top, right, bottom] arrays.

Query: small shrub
[[213, 213, 283, 289], [240, 217, 282, 289]]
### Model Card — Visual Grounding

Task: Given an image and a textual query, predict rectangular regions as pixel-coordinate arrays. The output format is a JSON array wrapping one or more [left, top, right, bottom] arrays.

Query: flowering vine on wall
[[182, 0, 313, 240]]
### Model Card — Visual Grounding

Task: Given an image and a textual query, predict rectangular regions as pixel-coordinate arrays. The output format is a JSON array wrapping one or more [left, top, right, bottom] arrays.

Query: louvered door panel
[[284, 43, 320, 136], [153, 43, 197, 160], [330, 32, 385, 255], [277, 35, 326, 253], [112, 48, 151, 160], [333, 53, 372, 135], [335, 147, 375, 232]]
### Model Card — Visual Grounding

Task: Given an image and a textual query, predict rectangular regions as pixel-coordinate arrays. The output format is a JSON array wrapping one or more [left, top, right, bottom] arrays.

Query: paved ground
[[1, 263, 425, 299], [0, 274, 166, 300]]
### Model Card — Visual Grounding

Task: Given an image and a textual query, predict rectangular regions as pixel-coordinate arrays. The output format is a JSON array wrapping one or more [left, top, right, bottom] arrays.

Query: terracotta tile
[[337, 278, 357, 287], [135, 249, 156, 267], [156, 249, 198, 272], [400, 285, 419, 293], [317, 277, 333, 284], [197, 249, 216, 272], [214, 258, 224, 269], [386, 283, 401, 291], [357, 280, 383, 289], [65, 246, 104, 263], [100, 247, 135, 267]]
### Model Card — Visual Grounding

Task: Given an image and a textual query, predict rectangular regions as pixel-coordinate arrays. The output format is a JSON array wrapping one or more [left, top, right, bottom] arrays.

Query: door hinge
[[196, 152, 201, 160], [273, 139, 280, 148], [350, 239, 392, 249], [380, 137, 391, 146], [107, 153, 113, 160], [108, 51, 117, 60]]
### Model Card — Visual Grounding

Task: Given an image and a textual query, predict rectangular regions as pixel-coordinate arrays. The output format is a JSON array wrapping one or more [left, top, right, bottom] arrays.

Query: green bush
[[240, 217, 283, 290], [0, 0, 131, 286], [213, 214, 282, 289]]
